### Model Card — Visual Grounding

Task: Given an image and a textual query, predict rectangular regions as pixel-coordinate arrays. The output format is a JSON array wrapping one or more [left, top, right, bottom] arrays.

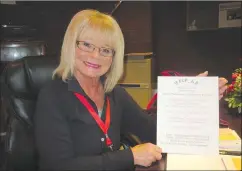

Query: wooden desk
[[136, 106, 241, 171]]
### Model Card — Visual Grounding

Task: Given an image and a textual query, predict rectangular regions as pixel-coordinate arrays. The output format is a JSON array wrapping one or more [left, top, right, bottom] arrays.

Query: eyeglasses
[[76, 41, 115, 57]]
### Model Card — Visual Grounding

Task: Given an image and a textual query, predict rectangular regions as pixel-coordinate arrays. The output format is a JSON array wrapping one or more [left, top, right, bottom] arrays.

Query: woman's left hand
[[197, 71, 228, 100]]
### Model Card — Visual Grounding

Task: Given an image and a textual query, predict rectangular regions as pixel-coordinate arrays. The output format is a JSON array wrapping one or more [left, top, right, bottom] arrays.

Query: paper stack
[[219, 128, 241, 154]]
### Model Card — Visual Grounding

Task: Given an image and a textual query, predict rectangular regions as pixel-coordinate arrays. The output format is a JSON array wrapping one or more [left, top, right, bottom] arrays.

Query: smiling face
[[74, 29, 114, 79]]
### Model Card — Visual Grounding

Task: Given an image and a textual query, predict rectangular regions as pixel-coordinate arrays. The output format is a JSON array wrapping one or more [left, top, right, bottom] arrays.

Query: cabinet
[[119, 58, 154, 109]]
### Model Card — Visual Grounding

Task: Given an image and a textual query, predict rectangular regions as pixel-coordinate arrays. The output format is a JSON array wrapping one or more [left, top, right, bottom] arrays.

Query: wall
[[112, 1, 153, 53], [0, 1, 152, 56], [152, 1, 241, 82]]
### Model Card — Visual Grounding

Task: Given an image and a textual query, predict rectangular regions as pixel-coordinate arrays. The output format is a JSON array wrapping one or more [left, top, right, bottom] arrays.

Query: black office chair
[[0, 55, 141, 171], [0, 55, 59, 171]]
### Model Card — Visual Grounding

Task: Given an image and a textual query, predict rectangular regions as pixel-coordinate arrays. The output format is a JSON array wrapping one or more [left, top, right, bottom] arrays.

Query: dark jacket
[[34, 77, 156, 170]]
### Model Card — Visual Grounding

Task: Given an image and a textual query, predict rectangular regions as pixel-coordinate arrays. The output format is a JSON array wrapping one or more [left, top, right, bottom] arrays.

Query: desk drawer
[[119, 84, 152, 109], [121, 59, 152, 84]]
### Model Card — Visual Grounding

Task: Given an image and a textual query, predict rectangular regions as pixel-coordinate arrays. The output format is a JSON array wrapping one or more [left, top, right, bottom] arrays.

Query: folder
[[219, 128, 241, 153], [219, 128, 241, 141]]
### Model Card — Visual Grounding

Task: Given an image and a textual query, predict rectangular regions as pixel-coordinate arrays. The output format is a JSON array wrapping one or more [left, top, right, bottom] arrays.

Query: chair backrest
[[0, 55, 58, 171]]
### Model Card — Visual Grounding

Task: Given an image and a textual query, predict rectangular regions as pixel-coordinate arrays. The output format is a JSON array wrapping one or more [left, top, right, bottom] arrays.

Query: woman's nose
[[90, 48, 100, 58]]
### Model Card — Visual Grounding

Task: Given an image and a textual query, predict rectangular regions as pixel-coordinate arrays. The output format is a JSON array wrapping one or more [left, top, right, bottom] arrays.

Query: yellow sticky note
[[232, 157, 241, 170], [219, 129, 240, 141], [220, 134, 238, 141]]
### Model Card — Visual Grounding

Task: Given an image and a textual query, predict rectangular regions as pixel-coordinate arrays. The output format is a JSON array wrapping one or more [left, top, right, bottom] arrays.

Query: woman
[[34, 9, 228, 170]]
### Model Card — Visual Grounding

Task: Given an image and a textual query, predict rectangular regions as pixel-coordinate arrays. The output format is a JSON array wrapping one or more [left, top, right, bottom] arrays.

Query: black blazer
[[34, 77, 156, 170]]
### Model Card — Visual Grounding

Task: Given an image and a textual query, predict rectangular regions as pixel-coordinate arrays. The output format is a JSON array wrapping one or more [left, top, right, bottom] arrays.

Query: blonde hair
[[52, 9, 125, 93]]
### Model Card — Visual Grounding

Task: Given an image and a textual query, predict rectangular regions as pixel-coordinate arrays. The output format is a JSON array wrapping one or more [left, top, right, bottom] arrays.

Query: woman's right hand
[[131, 143, 162, 167]]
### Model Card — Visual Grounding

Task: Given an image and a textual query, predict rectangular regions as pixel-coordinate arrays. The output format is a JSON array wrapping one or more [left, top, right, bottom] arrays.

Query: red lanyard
[[74, 93, 113, 149]]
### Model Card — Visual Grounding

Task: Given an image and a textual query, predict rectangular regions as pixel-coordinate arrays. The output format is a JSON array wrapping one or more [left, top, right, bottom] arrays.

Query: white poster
[[156, 76, 219, 155]]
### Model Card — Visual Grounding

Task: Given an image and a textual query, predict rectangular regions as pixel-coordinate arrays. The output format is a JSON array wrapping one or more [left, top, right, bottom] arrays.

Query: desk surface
[[136, 106, 241, 171]]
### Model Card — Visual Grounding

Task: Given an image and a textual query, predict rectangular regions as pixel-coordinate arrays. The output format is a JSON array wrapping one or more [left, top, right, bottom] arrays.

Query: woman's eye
[[103, 49, 111, 53], [83, 42, 91, 48]]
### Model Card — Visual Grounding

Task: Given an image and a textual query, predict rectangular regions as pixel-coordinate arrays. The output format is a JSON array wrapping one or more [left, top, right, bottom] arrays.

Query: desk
[[136, 106, 241, 171], [136, 154, 167, 171]]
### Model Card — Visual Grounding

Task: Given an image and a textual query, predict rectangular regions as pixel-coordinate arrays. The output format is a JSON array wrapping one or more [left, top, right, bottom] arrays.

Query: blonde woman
[[34, 9, 228, 170]]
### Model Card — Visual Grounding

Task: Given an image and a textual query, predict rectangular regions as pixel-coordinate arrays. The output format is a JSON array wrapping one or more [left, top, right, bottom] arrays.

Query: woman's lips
[[84, 61, 100, 69]]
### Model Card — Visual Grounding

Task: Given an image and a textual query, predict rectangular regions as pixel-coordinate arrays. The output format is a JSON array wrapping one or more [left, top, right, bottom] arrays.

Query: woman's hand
[[197, 71, 228, 100], [131, 143, 162, 167]]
